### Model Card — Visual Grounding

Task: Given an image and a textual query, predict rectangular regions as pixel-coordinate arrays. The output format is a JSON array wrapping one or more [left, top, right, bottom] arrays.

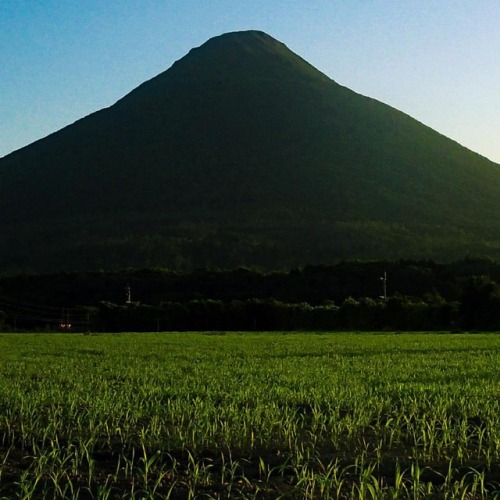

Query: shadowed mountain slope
[[1, 30, 500, 273]]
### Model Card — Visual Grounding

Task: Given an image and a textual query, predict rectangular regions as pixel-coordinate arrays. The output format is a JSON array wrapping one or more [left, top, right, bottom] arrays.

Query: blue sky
[[1, 0, 499, 163]]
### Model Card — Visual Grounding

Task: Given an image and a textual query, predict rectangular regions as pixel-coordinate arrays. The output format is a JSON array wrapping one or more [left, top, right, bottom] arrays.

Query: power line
[[0, 295, 91, 327]]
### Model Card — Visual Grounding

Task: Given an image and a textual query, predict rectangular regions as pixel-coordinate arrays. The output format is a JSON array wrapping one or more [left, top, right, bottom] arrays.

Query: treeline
[[96, 296, 459, 332], [4, 258, 500, 305], [1, 258, 500, 331], [95, 277, 498, 331]]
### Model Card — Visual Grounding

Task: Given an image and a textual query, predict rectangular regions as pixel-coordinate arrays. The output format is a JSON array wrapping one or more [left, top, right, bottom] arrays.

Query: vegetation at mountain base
[[2, 332, 500, 498], [1, 31, 500, 273], [1, 258, 500, 332]]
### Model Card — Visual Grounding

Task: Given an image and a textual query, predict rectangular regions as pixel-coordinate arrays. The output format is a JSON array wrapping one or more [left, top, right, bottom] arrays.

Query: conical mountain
[[1, 30, 500, 273]]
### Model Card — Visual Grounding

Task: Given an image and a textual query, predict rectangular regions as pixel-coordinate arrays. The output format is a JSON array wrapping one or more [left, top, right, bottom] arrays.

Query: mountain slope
[[1, 30, 500, 273]]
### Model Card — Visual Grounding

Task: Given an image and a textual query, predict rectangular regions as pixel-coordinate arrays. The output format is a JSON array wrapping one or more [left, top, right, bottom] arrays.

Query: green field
[[1, 332, 500, 498]]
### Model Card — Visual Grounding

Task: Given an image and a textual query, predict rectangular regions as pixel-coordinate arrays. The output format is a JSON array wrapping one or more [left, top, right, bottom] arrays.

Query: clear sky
[[1, 0, 499, 163]]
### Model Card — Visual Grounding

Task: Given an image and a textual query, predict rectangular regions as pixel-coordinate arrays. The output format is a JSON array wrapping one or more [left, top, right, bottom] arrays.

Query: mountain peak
[[197, 30, 287, 54], [117, 29, 332, 109], [201, 29, 278, 45], [165, 29, 330, 83]]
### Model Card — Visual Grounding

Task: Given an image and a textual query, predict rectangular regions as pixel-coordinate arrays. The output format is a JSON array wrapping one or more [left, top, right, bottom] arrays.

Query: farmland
[[1, 332, 500, 498]]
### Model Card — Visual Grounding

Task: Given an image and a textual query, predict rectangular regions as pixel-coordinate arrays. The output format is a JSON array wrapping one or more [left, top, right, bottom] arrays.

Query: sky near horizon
[[1, 1, 499, 163]]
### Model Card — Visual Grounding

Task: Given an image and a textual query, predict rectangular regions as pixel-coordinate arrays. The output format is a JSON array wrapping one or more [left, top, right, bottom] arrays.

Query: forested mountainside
[[1, 31, 500, 273]]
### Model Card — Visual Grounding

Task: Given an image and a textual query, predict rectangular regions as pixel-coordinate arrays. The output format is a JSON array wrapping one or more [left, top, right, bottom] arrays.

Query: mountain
[[1, 30, 500, 273]]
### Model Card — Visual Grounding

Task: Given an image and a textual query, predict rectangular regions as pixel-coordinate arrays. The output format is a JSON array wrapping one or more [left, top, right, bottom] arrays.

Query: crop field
[[1, 332, 500, 498]]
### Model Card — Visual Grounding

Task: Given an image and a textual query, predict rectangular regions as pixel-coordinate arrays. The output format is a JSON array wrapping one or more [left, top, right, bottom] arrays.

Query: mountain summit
[[1, 30, 500, 273]]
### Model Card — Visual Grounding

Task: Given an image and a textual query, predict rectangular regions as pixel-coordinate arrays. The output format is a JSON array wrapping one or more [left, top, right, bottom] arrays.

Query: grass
[[1, 331, 500, 498]]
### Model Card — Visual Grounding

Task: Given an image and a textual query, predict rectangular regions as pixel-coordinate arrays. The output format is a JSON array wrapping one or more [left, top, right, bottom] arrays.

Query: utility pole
[[380, 272, 388, 301], [125, 284, 132, 304]]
